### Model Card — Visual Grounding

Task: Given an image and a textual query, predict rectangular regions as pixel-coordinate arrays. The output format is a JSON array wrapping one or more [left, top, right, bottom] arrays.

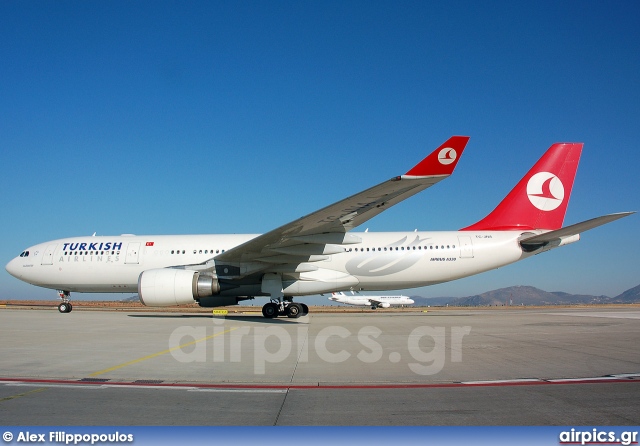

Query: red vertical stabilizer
[[461, 143, 583, 231]]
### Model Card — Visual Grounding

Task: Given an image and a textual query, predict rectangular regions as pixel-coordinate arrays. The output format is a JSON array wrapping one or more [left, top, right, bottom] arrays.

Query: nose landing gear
[[57, 290, 72, 313]]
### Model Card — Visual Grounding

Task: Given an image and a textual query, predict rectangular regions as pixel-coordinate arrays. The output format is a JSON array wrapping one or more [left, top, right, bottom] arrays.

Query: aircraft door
[[41, 244, 57, 265], [125, 242, 141, 264], [458, 236, 474, 258]]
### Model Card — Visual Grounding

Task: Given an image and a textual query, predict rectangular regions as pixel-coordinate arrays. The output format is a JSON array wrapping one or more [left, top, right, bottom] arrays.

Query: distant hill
[[411, 284, 640, 306], [613, 284, 640, 303], [450, 286, 611, 306]]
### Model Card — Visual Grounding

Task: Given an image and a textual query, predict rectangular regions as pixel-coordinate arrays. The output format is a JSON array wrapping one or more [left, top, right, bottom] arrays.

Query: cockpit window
[[19, 251, 30, 257]]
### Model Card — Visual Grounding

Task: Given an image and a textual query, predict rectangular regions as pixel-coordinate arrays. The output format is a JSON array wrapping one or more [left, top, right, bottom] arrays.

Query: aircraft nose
[[5, 257, 21, 279]]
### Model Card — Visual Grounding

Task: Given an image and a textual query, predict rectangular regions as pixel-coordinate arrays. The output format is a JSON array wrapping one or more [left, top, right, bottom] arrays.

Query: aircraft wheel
[[301, 303, 309, 315], [287, 303, 302, 319], [262, 302, 279, 318], [58, 303, 72, 313]]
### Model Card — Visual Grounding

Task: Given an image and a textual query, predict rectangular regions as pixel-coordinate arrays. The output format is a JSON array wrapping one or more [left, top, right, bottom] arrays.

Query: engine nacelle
[[138, 269, 220, 307], [378, 302, 391, 308]]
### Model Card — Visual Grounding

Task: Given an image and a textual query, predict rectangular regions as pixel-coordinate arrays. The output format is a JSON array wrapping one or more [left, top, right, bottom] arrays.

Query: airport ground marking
[[0, 387, 46, 403], [89, 326, 239, 377]]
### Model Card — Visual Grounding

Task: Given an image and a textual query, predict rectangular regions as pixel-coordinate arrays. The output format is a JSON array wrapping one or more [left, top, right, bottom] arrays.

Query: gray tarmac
[[1, 307, 639, 425]]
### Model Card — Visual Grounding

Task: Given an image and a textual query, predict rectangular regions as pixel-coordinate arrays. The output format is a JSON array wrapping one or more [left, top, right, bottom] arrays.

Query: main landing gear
[[261, 300, 309, 319], [57, 290, 72, 313], [260, 272, 308, 319]]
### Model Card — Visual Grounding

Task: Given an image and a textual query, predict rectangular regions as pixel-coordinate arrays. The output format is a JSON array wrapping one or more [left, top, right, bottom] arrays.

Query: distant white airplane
[[6, 136, 633, 318], [329, 292, 414, 309]]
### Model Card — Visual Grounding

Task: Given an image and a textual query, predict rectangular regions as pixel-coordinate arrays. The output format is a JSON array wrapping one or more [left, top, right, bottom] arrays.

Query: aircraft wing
[[216, 136, 469, 265], [519, 212, 634, 250]]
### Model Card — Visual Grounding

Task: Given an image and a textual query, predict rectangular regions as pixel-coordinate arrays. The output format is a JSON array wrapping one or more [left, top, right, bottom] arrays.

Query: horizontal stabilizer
[[520, 212, 634, 249]]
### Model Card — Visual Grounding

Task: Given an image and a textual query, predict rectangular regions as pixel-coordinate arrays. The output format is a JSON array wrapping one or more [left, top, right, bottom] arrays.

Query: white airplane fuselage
[[6, 138, 632, 317], [329, 293, 415, 307], [5, 230, 537, 296]]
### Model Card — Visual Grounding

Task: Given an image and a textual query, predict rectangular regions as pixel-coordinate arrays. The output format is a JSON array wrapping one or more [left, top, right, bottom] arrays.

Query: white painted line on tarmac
[[3, 383, 107, 390], [609, 373, 640, 378], [545, 377, 618, 382], [1, 381, 286, 393], [188, 388, 288, 393], [461, 379, 543, 385]]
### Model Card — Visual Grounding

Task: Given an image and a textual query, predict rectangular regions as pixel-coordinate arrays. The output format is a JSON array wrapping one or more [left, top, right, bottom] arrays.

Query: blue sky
[[1, 1, 638, 302]]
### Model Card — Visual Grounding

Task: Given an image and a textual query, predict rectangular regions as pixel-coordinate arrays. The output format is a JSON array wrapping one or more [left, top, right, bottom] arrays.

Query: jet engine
[[138, 268, 220, 307], [378, 302, 391, 308]]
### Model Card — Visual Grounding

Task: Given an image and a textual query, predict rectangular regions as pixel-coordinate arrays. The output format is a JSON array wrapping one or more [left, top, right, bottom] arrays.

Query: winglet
[[404, 136, 470, 177]]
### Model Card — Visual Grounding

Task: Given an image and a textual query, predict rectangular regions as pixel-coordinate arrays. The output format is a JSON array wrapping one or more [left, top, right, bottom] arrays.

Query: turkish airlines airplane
[[5, 136, 633, 318], [329, 292, 415, 308]]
